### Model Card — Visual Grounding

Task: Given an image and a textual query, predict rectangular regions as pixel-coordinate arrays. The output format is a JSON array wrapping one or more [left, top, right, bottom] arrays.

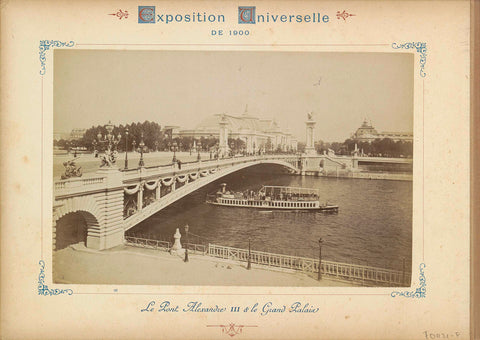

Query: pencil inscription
[[423, 331, 461, 339]]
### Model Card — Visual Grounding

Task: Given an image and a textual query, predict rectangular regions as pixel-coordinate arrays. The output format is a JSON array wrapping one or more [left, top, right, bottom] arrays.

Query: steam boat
[[206, 184, 339, 212]]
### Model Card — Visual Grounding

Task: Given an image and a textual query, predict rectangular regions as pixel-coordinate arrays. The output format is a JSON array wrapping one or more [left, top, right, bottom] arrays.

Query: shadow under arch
[[54, 210, 99, 250]]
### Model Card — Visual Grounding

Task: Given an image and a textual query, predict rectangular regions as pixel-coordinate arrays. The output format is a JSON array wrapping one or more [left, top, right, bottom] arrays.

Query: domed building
[[176, 108, 298, 154], [352, 119, 413, 142], [352, 119, 379, 142]]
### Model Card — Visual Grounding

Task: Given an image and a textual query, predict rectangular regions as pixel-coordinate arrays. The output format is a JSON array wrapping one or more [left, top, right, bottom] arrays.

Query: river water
[[130, 165, 412, 272]]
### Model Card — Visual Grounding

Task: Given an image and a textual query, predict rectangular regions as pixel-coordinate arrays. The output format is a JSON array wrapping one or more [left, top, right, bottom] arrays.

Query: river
[[129, 165, 412, 272]]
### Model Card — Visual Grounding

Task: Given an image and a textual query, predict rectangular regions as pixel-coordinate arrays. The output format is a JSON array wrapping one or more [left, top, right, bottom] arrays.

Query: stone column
[[305, 113, 317, 155], [219, 114, 229, 157], [87, 167, 125, 250], [301, 156, 307, 176], [246, 135, 252, 154]]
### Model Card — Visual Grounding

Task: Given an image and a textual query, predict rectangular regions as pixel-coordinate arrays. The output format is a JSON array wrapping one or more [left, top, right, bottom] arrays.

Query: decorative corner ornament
[[39, 40, 75, 75], [108, 9, 129, 20], [336, 10, 356, 21], [392, 42, 427, 77], [38, 260, 73, 296], [391, 263, 426, 298]]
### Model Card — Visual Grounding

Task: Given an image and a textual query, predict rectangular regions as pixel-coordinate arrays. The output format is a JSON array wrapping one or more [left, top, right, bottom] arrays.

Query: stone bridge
[[53, 153, 412, 250], [53, 155, 300, 250]]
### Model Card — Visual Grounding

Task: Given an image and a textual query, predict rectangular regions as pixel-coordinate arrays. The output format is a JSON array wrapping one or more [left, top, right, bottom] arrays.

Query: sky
[[54, 50, 413, 142]]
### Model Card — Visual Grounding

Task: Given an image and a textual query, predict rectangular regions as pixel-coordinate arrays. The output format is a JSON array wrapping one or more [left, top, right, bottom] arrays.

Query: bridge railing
[[121, 155, 299, 179], [54, 176, 106, 191]]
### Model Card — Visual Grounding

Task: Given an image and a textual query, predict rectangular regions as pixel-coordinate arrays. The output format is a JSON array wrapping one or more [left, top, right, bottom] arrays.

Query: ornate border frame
[[392, 42, 427, 77], [39, 40, 75, 75], [39, 40, 426, 298]]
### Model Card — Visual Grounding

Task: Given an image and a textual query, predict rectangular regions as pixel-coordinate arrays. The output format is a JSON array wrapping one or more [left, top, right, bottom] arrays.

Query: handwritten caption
[[423, 331, 461, 339], [141, 300, 319, 316]]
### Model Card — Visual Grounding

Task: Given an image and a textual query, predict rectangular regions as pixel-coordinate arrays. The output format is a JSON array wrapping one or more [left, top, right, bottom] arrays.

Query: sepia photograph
[[52, 50, 414, 287], [2, 0, 475, 338]]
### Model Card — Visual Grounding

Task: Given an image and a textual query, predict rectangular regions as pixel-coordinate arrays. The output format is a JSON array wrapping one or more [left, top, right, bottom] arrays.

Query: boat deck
[[207, 196, 338, 212], [206, 184, 338, 212]]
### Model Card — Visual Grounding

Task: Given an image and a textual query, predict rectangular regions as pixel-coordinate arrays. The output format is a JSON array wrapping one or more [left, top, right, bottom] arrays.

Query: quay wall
[[300, 155, 412, 181], [302, 170, 412, 181]]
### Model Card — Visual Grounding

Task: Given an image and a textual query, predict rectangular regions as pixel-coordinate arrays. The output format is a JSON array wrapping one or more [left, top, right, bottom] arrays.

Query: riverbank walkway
[[53, 243, 354, 286]]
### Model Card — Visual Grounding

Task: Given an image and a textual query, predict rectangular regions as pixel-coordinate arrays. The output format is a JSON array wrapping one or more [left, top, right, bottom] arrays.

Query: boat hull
[[206, 198, 339, 212]]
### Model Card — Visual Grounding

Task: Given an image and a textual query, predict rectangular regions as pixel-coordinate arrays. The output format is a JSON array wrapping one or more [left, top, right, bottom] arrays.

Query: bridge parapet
[[54, 176, 107, 196], [120, 155, 299, 183], [53, 155, 300, 195]]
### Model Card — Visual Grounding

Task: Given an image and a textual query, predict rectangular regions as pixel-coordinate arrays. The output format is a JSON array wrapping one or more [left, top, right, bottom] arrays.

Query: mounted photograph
[[52, 50, 413, 287]]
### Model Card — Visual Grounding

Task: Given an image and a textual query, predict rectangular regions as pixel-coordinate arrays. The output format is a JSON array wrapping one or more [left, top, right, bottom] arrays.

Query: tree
[[79, 121, 163, 152], [265, 138, 273, 153], [297, 142, 306, 153]]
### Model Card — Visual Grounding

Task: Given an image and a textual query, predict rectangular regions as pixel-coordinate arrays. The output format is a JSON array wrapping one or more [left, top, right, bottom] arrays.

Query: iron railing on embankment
[[123, 237, 410, 286], [207, 244, 410, 286], [124, 236, 172, 251], [124, 236, 208, 255]]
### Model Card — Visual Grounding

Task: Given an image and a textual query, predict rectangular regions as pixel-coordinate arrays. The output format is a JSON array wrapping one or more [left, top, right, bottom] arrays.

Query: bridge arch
[[123, 158, 300, 231], [254, 159, 299, 172], [53, 196, 103, 250], [54, 211, 99, 250]]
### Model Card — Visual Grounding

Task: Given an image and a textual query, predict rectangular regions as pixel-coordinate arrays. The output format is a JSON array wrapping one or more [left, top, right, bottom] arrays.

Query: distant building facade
[[352, 119, 413, 142], [175, 109, 297, 154], [69, 128, 87, 140]]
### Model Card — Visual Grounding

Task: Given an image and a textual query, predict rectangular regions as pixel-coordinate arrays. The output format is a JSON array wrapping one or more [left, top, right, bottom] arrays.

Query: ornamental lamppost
[[138, 132, 145, 167], [317, 238, 324, 281], [92, 139, 98, 157], [184, 224, 189, 263], [96, 121, 121, 167], [247, 238, 252, 270], [171, 141, 178, 163], [197, 141, 202, 161], [124, 127, 129, 169]]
